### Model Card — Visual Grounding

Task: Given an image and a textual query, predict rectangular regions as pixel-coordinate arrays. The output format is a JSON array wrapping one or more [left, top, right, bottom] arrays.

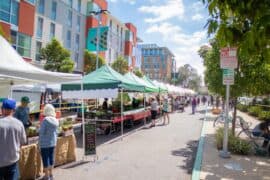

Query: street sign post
[[219, 48, 237, 159], [220, 47, 238, 69], [223, 69, 234, 85]]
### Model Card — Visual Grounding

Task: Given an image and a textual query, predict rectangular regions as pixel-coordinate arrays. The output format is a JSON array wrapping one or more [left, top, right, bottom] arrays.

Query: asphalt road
[[54, 106, 204, 180]]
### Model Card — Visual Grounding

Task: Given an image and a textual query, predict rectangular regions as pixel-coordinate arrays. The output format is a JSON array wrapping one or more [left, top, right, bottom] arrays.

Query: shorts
[[40, 147, 55, 168], [151, 110, 157, 119], [162, 110, 168, 114]]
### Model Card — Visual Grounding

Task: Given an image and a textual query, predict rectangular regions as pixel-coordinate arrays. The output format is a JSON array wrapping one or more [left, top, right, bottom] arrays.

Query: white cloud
[[145, 22, 207, 75], [108, 0, 136, 5], [138, 0, 184, 23], [191, 14, 203, 21]]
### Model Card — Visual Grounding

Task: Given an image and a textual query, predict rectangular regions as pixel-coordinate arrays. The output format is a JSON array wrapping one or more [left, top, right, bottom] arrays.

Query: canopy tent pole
[[81, 82, 85, 161], [143, 93, 146, 126], [121, 88, 124, 139]]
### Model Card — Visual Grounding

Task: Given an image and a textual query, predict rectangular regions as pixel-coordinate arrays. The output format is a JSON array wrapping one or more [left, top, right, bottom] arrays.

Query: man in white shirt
[[0, 99, 26, 180]]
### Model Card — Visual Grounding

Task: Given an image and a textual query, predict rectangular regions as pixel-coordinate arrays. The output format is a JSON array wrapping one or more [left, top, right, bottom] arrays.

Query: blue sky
[[107, 0, 209, 75]]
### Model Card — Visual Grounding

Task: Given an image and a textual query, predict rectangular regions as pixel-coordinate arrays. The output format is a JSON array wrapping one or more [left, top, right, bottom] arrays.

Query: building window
[[10, 0, 19, 25], [75, 53, 79, 67], [50, 23, 55, 39], [76, 15, 80, 32], [67, 10, 72, 27], [68, 0, 73, 8], [37, 0, 45, 14], [77, 0, 81, 12], [26, 0, 35, 4], [66, 30, 71, 48], [15, 33, 31, 58], [75, 34, 79, 51], [36, 17, 43, 39], [0, 0, 19, 26], [51, 1, 57, 21], [35, 41, 42, 61]]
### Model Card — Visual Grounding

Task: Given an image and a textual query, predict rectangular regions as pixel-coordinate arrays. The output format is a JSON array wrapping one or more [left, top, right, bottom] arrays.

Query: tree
[[134, 68, 143, 77], [40, 38, 74, 73], [199, 39, 270, 135], [112, 56, 129, 75], [84, 50, 106, 74], [176, 64, 201, 91], [202, 0, 270, 64]]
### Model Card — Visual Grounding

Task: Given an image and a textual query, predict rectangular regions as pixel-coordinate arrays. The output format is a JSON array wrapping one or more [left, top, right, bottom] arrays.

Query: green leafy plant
[[112, 56, 129, 75], [236, 104, 248, 112], [258, 111, 270, 121], [216, 127, 252, 155], [247, 106, 262, 117]]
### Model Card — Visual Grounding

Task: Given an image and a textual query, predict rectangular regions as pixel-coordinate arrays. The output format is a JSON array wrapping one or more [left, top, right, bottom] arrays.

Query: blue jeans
[[192, 105, 196, 114], [0, 162, 18, 180], [40, 147, 55, 168]]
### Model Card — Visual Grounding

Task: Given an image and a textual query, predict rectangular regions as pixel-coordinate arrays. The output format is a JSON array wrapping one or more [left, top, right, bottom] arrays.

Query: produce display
[[26, 126, 38, 137]]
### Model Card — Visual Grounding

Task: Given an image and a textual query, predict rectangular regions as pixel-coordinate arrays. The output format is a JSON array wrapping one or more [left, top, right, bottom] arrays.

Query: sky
[[107, 0, 209, 76]]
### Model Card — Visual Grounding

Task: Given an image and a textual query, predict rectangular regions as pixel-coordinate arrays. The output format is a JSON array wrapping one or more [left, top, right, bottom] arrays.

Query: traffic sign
[[223, 69, 234, 85], [220, 47, 238, 69]]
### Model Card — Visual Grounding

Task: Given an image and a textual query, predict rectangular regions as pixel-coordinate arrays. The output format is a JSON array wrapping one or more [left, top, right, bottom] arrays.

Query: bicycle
[[213, 110, 241, 127]]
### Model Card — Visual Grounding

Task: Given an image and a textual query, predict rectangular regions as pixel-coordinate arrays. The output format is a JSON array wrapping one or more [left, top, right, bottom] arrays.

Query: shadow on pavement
[[171, 140, 199, 174]]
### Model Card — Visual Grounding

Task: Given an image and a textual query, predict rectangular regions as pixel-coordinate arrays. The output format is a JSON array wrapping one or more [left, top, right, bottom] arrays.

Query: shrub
[[262, 98, 270, 106], [236, 104, 248, 112], [247, 106, 262, 117], [215, 127, 252, 155], [258, 111, 270, 121]]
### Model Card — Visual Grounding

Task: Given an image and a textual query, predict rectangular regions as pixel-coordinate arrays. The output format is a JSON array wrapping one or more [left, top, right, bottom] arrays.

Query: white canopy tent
[[0, 36, 82, 97]]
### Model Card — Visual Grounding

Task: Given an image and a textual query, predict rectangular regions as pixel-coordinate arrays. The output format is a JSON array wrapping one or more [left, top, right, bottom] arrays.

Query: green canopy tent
[[124, 72, 159, 93], [61, 65, 146, 146], [142, 76, 168, 93]]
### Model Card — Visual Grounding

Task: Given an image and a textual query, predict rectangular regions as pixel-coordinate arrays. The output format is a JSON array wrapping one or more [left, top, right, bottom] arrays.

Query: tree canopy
[[41, 38, 74, 73], [176, 64, 201, 91], [112, 56, 129, 75], [134, 68, 143, 77], [202, 0, 270, 63], [84, 50, 105, 74]]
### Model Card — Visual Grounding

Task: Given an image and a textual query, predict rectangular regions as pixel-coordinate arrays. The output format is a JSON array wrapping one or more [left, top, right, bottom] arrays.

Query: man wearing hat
[[0, 99, 26, 180], [14, 96, 31, 129]]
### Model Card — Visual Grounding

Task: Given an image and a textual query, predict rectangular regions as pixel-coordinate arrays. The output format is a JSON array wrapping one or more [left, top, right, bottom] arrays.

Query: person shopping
[[0, 99, 26, 180], [252, 120, 270, 150], [14, 96, 32, 129], [162, 98, 170, 125], [39, 104, 59, 180], [150, 98, 158, 127]]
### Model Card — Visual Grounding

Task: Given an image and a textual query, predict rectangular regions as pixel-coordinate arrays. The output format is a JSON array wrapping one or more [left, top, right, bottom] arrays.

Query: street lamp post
[[89, 9, 109, 70]]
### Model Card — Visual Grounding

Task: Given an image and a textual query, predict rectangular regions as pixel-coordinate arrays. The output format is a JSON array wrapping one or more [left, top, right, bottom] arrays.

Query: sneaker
[[40, 176, 50, 180]]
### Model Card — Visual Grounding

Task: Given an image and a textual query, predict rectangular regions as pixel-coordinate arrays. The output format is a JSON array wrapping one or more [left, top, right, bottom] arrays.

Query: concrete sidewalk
[[198, 108, 270, 180]]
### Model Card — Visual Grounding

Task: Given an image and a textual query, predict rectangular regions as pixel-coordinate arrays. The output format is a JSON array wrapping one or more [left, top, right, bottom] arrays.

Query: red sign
[[220, 47, 238, 69]]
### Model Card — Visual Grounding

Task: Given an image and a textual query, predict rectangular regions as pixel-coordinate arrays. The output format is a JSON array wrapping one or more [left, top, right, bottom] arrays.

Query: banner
[[87, 26, 109, 51]]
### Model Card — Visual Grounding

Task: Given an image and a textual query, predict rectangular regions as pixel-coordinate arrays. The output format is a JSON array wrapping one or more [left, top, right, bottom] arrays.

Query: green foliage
[[134, 68, 143, 78], [258, 111, 270, 121], [116, 92, 131, 105], [236, 104, 248, 112], [84, 50, 105, 74], [112, 56, 129, 75], [0, 24, 5, 37], [216, 127, 252, 155], [247, 106, 262, 117], [262, 98, 270, 106], [202, 0, 270, 63], [176, 64, 201, 91], [41, 38, 74, 73]]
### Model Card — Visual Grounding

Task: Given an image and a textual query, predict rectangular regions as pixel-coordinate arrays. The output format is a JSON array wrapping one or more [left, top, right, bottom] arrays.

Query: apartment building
[[0, 0, 140, 72], [141, 44, 174, 82]]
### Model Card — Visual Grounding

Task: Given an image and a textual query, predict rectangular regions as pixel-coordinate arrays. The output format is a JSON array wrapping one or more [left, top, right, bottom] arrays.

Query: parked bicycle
[[213, 110, 241, 127]]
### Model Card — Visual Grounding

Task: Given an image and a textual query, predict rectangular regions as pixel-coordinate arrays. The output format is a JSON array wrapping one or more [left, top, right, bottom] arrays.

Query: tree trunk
[[232, 97, 238, 136]]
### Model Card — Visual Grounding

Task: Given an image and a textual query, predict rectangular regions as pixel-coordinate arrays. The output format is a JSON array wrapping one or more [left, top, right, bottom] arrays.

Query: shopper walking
[[39, 104, 59, 180], [150, 98, 158, 127], [0, 99, 26, 180], [192, 97, 197, 114], [162, 98, 170, 125]]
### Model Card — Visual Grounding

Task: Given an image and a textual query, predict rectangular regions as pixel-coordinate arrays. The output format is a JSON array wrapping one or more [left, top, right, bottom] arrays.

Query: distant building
[[141, 44, 174, 82]]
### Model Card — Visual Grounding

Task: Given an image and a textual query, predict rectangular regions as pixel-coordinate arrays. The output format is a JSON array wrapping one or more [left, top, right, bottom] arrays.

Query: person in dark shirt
[[102, 98, 108, 111], [14, 96, 31, 129], [252, 120, 270, 149]]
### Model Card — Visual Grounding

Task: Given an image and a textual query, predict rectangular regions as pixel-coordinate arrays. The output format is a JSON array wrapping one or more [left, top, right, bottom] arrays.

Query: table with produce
[[19, 118, 77, 180]]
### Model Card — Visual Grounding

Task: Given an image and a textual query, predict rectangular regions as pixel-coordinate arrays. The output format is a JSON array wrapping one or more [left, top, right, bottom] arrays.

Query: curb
[[192, 106, 207, 180]]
